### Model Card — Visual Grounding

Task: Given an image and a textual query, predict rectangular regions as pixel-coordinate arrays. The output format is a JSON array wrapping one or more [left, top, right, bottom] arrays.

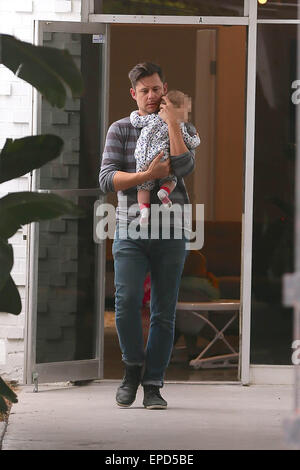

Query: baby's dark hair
[[166, 90, 188, 107]]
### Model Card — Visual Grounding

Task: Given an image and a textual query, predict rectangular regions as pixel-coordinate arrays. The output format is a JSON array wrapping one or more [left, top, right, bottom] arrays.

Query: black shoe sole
[[143, 403, 167, 410], [116, 400, 134, 408]]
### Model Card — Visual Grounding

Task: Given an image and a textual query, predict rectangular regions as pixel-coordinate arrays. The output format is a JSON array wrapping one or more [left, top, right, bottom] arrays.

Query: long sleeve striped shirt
[[99, 116, 197, 229]]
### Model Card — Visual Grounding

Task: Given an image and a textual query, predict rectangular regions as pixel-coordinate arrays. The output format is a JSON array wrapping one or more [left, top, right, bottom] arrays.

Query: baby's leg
[[137, 189, 151, 226], [157, 180, 176, 208]]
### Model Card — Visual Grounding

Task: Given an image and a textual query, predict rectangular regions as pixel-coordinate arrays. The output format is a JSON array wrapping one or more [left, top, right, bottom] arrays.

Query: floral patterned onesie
[[130, 111, 200, 191]]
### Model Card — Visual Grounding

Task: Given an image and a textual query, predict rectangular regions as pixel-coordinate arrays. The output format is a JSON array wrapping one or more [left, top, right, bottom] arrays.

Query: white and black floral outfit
[[130, 111, 200, 191]]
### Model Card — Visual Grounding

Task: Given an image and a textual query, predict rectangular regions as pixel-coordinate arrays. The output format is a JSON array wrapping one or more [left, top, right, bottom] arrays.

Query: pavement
[[0, 381, 295, 450]]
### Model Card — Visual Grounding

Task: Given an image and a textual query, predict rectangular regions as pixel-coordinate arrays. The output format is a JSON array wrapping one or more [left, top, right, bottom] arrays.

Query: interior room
[[103, 24, 246, 382]]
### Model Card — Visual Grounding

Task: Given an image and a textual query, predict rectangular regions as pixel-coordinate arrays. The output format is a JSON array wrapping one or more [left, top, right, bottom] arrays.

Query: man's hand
[[145, 151, 171, 180], [113, 151, 170, 191], [158, 95, 178, 125]]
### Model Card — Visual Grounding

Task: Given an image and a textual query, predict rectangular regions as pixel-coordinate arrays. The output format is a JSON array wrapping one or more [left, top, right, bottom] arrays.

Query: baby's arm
[[181, 123, 201, 150]]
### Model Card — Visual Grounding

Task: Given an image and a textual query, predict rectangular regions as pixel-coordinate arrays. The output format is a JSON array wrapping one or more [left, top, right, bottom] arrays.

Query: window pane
[[96, 0, 245, 16], [36, 31, 104, 365], [36, 196, 98, 363], [40, 32, 102, 190], [258, 1, 298, 20], [251, 24, 295, 365]]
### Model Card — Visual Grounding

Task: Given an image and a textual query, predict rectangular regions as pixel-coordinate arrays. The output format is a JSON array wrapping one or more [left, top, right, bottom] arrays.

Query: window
[[251, 24, 295, 364], [258, 0, 299, 20], [95, 0, 245, 16]]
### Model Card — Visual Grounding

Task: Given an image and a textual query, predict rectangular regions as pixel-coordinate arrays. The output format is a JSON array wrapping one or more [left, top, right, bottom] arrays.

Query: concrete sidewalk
[[1, 381, 293, 450]]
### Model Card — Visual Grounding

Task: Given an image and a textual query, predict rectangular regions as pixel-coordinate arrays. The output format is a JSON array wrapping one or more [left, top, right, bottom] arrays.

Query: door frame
[[90, 3, 253, 385], [25, 3, 258, 385], [89, 5, 257, 385], [24, 20, 109, 385]]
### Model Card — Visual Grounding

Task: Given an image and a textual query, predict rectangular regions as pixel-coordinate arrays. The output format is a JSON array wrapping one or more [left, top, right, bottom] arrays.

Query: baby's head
[[166, 90, 192, 122]]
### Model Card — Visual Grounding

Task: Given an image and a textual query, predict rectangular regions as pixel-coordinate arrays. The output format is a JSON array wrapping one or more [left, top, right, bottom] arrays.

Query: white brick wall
[[0, 0, 86, 383]]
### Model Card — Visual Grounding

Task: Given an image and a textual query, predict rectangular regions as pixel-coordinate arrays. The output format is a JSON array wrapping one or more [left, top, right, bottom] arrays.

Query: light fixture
[[258, 0, 268, 4]]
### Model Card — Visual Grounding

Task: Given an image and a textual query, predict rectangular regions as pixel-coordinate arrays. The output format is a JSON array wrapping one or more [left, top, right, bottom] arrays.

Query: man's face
[[130, 73, 168, 115]]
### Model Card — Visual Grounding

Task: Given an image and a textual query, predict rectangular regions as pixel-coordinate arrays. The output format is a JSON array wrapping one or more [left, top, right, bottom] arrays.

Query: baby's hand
[[159, 95, 178, 125]]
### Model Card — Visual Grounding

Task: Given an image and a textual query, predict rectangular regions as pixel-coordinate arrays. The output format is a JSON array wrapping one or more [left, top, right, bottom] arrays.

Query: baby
[[130, 90, 200, 226]]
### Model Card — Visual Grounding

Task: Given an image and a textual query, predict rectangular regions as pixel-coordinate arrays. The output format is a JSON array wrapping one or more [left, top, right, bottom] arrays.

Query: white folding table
[[176, 300, 240, 369]]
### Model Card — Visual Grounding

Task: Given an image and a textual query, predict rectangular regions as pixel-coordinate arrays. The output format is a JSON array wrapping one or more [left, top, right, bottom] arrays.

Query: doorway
[[103, 24, 246, 382]]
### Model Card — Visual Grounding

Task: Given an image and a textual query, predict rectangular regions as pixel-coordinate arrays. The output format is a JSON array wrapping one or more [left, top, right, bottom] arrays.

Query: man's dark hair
[[128, 62, 165, 89]]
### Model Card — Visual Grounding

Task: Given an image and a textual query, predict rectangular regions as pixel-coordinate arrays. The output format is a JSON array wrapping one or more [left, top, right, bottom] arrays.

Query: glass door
[[26, 21, 108, 385]]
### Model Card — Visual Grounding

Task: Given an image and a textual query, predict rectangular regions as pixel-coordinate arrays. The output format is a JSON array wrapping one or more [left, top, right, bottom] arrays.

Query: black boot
[[143, 385, 168, 409], [116, 364, 143, 407]]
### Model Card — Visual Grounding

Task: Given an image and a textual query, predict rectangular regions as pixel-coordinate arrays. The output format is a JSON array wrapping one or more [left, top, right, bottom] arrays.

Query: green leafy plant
[[0, 34, 84, 412]]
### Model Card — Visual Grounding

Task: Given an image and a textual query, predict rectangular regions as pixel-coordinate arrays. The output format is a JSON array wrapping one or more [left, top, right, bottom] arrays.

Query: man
[[99, 62, 196, 409]]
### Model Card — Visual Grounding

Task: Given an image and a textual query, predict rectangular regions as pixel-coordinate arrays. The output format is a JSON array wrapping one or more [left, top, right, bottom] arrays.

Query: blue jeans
[[112, 225, 187, 387]]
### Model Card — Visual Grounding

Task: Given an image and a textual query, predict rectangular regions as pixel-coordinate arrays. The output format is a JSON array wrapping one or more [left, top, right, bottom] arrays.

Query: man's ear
[[130, 87, 137, 101], [163, 82, 168, 95]]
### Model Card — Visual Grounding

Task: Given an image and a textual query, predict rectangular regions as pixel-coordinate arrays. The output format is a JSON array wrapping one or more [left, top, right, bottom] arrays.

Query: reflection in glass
[[258, 0, 298, 19], [251, 25, 295, 365], [36, 31, 103, 364], [97, 0, 245, 16], [36, 196, 98, 363], [40, 32, 102, 190]]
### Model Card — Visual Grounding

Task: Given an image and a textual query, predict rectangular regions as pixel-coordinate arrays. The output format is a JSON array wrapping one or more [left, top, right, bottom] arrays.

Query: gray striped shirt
[[99, 116, 197, 229]]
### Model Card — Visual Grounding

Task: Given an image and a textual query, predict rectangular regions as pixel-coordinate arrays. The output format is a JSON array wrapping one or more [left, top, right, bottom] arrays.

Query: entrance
[[103, 24, 246, 382], [26, 19, 248, 385]]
